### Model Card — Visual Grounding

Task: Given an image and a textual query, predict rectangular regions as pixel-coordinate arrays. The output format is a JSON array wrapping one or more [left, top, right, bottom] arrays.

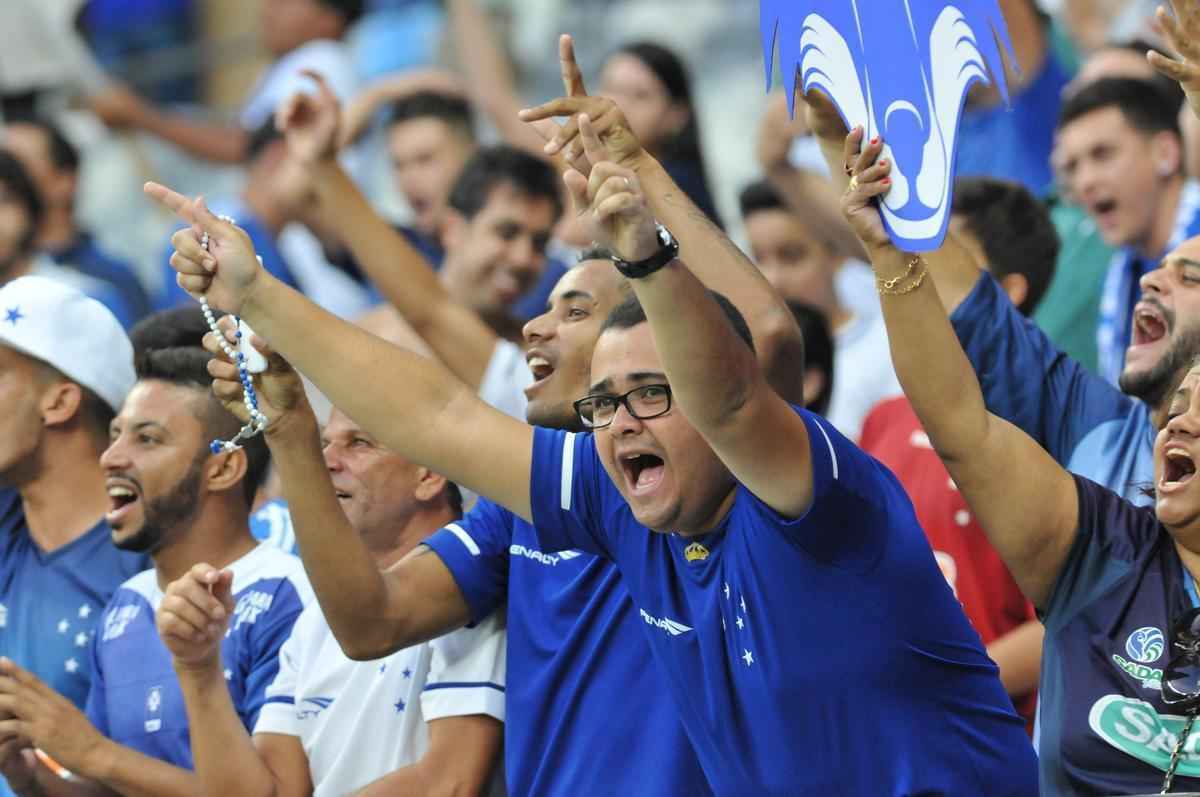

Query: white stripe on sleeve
[[813, 419, 839, 481], [444, 523, 481, 556], [560, 433, 576, 510]]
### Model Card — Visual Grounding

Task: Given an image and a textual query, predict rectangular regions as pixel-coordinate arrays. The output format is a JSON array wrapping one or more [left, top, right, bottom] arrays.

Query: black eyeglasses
[[1159, 607, 1200, 791], [573, 384, 672, 430]]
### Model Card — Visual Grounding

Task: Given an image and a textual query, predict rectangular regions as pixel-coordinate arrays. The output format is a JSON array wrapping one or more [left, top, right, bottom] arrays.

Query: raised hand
[[1150, 2, 1200, 120], [563, 114, 660, 262], [276, 69, 342, 166], [143, 184, 265, 314], [0, 659, 108, 778], [156, 565, 236, 672], [203, 318, 314, 438], [519, 34, 645, 174], [839, 130, 893, 252], [799, 88, 850, 144]]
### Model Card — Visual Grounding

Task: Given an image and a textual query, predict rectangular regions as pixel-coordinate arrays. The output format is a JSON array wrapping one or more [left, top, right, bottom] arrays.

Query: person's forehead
[[478, 183, 555, 218], [118, 380, 204, 425], [1167, 237, 1200, 264], [1059, 106, 1137, 144], [551, 261, 620, 302], [591, 324, 660, 379]]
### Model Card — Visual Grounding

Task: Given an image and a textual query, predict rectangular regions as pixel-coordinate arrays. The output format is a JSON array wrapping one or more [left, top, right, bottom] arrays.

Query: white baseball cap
[[0, 276, 135, 412]]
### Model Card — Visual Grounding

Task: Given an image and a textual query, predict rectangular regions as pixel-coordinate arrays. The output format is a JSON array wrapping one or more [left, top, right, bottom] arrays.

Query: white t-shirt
[[835, 259, 881, 322], [255, 604, 506, 797], [479, 339, 531, 421], [825, 313, 902, 442], [240, 40, 359, 130]]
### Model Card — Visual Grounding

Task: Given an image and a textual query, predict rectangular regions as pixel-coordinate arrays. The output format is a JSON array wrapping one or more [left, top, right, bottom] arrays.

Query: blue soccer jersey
[[528, 410, 1038, 796], [953, 273, 1154, 503], [0, 488, 145, 710], [425, 499, 712, 797], [84, 544, 312, 769], [1037, 476, 1200, 795]]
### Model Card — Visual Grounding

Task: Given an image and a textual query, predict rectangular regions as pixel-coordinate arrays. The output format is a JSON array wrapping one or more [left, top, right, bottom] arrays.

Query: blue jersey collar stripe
[[560, 433, 576, 510], [262, 695, 295, 706], [444, 523, 481, 556]]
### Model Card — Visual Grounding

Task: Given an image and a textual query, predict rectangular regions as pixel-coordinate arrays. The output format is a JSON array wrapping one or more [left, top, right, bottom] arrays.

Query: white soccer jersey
[[479, 340, 531, 422], [255, 604, 506, 796]]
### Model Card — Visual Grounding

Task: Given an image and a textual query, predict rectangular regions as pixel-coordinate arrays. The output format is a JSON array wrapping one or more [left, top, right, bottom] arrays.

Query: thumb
[[563, 169, 590, 215], [193, 197, 236, 246]]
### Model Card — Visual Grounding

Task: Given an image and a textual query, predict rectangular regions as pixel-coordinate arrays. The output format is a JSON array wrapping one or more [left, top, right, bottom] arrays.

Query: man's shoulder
[[230, 544, 311, 602]]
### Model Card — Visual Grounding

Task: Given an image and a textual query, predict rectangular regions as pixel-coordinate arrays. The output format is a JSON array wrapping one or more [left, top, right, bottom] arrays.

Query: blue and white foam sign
[[760, 0, 1017, 251]]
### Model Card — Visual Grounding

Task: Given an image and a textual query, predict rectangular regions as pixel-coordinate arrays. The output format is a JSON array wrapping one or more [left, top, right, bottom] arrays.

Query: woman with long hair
[[599, 41, 723, 228]]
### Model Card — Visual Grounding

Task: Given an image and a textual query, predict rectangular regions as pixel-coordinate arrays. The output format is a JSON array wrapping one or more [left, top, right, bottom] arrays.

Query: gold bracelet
[[876, 254, 927, 296]]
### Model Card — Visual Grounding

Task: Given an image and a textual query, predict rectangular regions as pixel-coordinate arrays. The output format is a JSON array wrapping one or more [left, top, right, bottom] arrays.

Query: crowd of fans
[[5, 0, 1200, 794]]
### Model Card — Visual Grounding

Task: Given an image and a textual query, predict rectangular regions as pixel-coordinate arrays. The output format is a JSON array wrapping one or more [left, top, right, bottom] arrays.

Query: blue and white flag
[[761, 0, 1017, 251]]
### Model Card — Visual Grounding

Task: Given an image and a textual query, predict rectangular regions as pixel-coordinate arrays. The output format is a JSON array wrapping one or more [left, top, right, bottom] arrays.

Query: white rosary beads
[[199, 221, 269, 453]]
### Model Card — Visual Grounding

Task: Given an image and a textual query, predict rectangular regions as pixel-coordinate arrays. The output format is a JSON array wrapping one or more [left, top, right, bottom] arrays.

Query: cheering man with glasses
[[148, 90, 1035, 795]]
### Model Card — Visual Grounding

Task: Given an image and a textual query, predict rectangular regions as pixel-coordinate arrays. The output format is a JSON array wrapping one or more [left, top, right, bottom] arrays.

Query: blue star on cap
[[4, 307, 23, 326]]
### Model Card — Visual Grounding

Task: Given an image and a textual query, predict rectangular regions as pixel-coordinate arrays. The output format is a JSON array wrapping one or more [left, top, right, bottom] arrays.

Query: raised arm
[[520, 36, 805, 405], [203, 332, 471, 657], [841, 136, 1078, 607], [564, 117, 815, 517], [89, 83, 249, 164], [281, 74, 501, 389], [145, 185, 536, 524]]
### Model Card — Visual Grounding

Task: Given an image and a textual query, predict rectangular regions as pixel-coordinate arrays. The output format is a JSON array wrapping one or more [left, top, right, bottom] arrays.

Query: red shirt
[[860, 396, 1038, 727]]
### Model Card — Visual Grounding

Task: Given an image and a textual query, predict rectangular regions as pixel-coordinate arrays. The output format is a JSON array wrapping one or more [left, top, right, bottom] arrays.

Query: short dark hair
[[245, 119, 284, 163], [951, 177, 1059, 316], [786, 301, 834, 416], [444, 482, 464, 519], [129, 307, 269, 506], [1058, 76, 1182, 139], [738, 178, 786, 219], [386, 91, 475, 139], [0, 151, 42, 254], [447, 145, 563, 222], [8, 116, 80, 173], [601, 290, 755, 354], [316, 0, 364, 25]]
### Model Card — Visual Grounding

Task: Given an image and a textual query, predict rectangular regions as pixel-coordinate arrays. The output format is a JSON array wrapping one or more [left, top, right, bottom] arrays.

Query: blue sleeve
[[951, 273, 1137, 464], [1043, 475, 1161, 628], [768, 410, 894, 571], [423, 498, 513, 624], [239, 581, 305, 730], [83, 632, 109, 737], [527, 428, 616, 559]]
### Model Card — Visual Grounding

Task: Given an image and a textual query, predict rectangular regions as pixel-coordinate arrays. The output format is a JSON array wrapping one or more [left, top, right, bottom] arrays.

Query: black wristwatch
[[610, 223, 680, 279]]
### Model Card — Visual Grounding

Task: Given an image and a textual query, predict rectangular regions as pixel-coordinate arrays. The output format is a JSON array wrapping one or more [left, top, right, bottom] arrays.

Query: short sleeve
[[252, 611, 306, 737], [761, 410, 895, 570], [240, 581, 306, 730], [83, 632, 108, 737], [420, 611, 506, 723], [951, 273, 1136, 463], [528, 428, 614, 558], [423, 499, 514, 623], [1042, 475, 1162, 628]]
